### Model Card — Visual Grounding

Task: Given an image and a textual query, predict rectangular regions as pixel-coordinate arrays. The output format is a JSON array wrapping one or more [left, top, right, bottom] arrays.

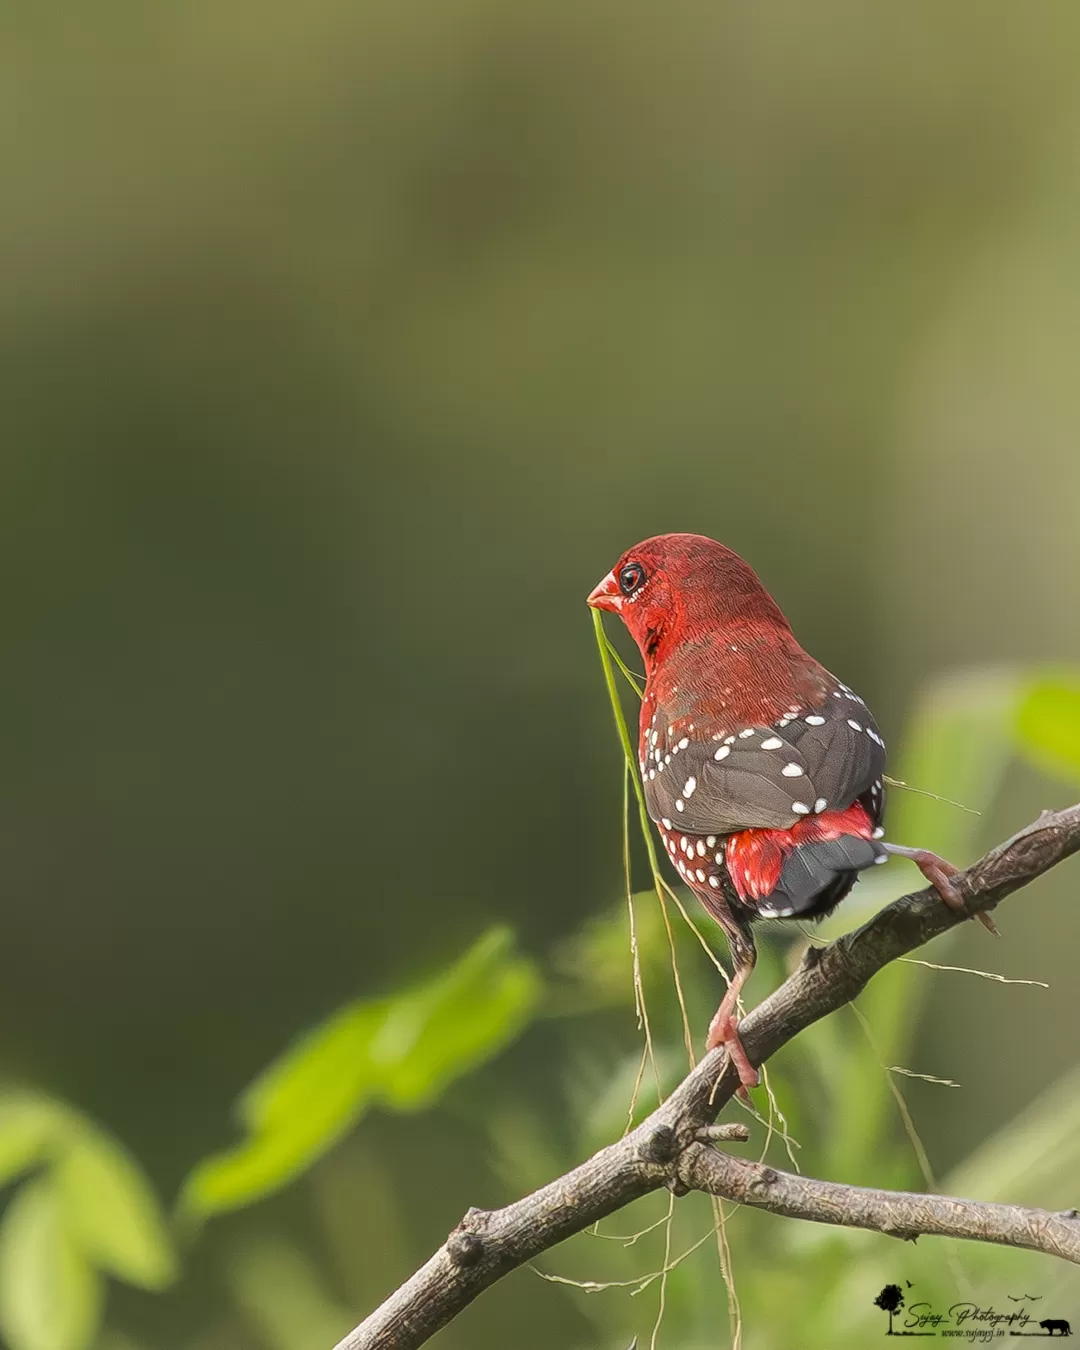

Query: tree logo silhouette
[[874, 1285, 904, 1336]]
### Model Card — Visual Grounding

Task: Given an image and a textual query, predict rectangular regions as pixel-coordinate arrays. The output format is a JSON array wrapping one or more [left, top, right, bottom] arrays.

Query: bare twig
[[678, 1144, 1080, 1259], [333, 804, 1080, 1350]]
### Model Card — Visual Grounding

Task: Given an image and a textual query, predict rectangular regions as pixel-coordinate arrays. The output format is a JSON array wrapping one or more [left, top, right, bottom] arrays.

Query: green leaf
[[1015, 673, 1080, 784], [179, 927, 541, 1221], [178, 1003, 385, 1222], [0, 1177, 102, 1350], [239, 1002, 386, 1135], [54, 1130, 175, 1291], [374, 926, 541, 1111], [0, 1092, 78, 1189]]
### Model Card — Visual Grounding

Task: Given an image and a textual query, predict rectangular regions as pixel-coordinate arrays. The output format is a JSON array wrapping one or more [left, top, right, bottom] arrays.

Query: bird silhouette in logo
[[1007, 1293, 1042, 1301]]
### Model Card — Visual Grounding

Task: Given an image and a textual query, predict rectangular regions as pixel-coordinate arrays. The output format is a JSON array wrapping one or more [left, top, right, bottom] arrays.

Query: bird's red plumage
[[592, 533, 832, 750], [588, 533, 890, 1083], [590, 532, 884, 902], [724, 801, 876, 902], [588, 533, 968, 1087]]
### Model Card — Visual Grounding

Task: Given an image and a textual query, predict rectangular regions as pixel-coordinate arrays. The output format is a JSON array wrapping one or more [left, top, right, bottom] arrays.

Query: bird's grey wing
[[642, 691, 885, 835]]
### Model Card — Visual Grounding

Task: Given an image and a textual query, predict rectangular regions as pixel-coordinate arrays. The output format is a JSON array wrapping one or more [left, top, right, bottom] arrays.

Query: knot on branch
[[799, 943, 825, 971], [446, 1230, 484, 1268], [752, 1166, 778, 1192], [639, 1124, 677, 1163]]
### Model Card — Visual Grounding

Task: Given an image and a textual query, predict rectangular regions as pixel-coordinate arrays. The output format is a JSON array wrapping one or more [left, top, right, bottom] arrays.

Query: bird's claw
[[706, 1009, 759, 1094], [881, 842, 998, 935]]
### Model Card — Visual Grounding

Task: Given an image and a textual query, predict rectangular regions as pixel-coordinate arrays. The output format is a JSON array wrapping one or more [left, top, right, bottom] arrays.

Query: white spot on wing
[[781, 763, 804, 777]]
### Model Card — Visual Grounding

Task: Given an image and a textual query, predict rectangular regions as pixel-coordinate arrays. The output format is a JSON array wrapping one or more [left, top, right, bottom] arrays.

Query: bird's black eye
[[619, 562, 646, 595]]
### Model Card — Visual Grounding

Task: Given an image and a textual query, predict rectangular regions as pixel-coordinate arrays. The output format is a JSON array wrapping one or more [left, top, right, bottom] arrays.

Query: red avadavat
[[589, 533, 964, 1089]]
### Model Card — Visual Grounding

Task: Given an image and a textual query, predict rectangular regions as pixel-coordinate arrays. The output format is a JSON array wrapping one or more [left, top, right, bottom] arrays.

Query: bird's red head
[[587, 533, 790, 667]]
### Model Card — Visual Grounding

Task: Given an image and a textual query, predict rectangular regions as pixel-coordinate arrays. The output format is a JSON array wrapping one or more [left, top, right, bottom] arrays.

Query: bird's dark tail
[[756, 835, 884, 919]]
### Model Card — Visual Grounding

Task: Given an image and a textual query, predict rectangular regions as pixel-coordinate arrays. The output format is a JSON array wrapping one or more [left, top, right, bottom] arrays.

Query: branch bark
[[679, 1144, 1080, 1261], [333, 804, 1080, 1350]]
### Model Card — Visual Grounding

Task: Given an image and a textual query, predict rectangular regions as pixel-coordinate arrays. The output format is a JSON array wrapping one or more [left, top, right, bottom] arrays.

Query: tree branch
[[333, 804, 1080, 1350], [679, 1143, 1080, 1260]]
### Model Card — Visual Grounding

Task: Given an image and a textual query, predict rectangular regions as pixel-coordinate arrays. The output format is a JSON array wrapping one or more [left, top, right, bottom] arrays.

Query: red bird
[[588, 533, 966, 1090]]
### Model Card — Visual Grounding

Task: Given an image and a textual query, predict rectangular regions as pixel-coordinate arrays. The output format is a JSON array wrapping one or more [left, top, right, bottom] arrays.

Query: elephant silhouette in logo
[[1040, 1319, 1072, 1336]]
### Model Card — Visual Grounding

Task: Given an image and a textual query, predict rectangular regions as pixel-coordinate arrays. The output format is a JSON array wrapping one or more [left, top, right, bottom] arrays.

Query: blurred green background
[[5, 2, 1080, 1347]]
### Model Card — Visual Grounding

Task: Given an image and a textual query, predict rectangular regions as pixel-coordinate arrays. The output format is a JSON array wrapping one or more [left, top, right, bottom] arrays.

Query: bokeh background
[[5, 2, 1080, 1347]]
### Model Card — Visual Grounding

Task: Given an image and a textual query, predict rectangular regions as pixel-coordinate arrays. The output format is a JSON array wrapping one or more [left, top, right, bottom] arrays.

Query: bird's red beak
[[586, 570, 622, 613]]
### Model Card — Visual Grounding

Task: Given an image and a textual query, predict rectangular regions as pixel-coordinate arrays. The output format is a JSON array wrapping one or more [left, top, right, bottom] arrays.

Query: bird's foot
[[881, 842, 963, 906], [706, 1007, 759, 1096], [880, 843, 998, 935]]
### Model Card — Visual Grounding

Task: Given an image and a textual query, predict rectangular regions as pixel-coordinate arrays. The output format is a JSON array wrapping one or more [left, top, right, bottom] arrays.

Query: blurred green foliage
[[178, 928, 539, 1224], [1016, 675, 1080, 785], [0, 1093, 173, 1350], [0, 665, 1076, 1348]]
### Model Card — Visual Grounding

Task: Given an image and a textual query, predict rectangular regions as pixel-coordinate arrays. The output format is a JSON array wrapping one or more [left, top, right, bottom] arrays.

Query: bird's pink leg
[[880, 842, 963, 906], [706, 960, 759, 1093], [880, 843, 997, 934]]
